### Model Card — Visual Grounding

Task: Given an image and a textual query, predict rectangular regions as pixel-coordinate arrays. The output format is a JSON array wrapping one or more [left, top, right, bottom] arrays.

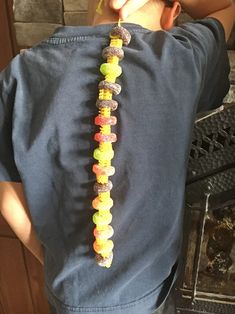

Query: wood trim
[[0, 0, 19, 71]]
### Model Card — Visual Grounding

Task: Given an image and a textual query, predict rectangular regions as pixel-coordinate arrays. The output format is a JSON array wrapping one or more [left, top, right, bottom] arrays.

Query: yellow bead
[[100, 63, 122, 77], [105, 74, 116, 83], [93, 148, 114, 161], [107, 56, 119, 64], [98, 191, 110, 202], [100, 107, 111, 117], [96, 238, 107, 245], [97, 175, 108, 184], [110, 38, 123, 48], [99, 143, 112, 151], [101, 125, 111, 134], [92, 196, 113, 211], [93, 211, 112, 226], [103, 90, 113, 100]]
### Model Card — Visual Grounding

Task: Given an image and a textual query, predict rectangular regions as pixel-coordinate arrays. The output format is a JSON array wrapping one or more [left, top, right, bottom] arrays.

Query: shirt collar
[[52, 22, 148, 37]]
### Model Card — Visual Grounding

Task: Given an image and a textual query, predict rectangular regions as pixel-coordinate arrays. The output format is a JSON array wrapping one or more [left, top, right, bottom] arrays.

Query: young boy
[[0, 0, 234, 313]]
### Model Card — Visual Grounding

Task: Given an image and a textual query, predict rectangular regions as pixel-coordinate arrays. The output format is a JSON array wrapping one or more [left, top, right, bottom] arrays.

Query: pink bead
[[92, 164, 115, 176], [95, 115, 117, 126], [94, 225, 114, 239], [94, 133, 117, 143]]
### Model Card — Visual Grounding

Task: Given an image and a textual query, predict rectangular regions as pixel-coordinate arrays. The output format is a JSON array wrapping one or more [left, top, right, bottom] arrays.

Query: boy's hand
[[109, 0, 151, 19]]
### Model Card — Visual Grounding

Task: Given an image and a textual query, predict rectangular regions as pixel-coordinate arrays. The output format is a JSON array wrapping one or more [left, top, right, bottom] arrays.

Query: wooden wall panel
[[0, 0, 13, 70], [0, 0, 19, 71], [5, 0, 19, 56], [24, 248, 51, 314], [0, 237, 34, 314], [0, 215, 16, 238]]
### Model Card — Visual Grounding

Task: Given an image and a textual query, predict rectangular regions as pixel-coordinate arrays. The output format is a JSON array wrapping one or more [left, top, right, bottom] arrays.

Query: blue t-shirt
[[0, 18, 230, 314]]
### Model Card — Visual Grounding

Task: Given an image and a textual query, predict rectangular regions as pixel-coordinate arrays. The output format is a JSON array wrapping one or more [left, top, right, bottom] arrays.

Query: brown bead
[[96, 99, 118, 111], [109, 26, 132, 46], [94, 180, 113, 194], [98, 80, 121, 95], [102, 46, 124, 60], [95, 251, 113, 268]]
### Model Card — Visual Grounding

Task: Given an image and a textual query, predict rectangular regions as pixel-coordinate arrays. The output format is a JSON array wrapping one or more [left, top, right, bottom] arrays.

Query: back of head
[[88, 0, 180, 31]]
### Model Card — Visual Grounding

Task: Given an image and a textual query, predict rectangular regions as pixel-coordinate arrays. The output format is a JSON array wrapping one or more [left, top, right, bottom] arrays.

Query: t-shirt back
[[0, 18, 230, 314]]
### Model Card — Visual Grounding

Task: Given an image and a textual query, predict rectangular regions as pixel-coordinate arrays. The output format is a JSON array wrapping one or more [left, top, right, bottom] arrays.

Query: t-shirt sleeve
[[0, 63, 22, 182], [181, 17, 230, 113]]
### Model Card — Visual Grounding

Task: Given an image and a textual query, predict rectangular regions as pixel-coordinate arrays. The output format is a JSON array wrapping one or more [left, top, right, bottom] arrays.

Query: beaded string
[[92, 0, 131, 268], [96, 0, 105, 15]]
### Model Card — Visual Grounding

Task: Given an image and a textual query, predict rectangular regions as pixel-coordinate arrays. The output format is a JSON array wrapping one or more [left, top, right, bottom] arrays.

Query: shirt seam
[[43, 29, 151, 45], [44, 258, 179, 312], [44, 278, 164, 312]]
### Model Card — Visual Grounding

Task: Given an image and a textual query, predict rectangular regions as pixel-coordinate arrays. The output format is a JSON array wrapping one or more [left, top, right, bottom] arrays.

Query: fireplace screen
[[176, 103, 235, 314]]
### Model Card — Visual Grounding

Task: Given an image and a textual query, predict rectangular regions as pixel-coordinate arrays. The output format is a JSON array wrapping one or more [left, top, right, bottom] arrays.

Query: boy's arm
[[207, 4, 235, 41], [180, 0, 235, 41], [0, 182, 44, 265], [179, 0, 232, 19]]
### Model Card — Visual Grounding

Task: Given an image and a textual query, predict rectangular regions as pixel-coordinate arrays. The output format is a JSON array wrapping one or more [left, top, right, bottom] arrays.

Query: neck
[[88, 1, 164, 31]]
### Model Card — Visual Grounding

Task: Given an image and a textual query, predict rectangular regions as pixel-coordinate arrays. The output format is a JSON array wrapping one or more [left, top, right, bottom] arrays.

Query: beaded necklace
[[92, 0, 131, 268]]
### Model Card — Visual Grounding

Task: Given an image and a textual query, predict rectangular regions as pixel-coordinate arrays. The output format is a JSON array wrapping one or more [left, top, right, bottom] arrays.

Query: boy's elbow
[[218, 1, 235, 12]]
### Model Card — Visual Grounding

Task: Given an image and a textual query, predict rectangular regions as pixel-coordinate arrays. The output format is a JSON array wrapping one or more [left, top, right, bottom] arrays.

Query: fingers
[[119, 0, 150, 19]]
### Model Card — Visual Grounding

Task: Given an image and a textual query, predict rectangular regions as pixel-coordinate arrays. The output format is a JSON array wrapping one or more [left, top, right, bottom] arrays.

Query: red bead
[[95, 115, 117, 126], [94, 133, 117, 143]]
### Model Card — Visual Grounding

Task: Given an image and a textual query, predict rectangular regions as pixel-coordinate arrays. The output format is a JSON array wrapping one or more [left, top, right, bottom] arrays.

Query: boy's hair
[[165, 0, 174, 7]]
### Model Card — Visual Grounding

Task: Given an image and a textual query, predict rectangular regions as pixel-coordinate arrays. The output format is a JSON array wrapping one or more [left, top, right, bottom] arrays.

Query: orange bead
[[93, 239, 114, 255]]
